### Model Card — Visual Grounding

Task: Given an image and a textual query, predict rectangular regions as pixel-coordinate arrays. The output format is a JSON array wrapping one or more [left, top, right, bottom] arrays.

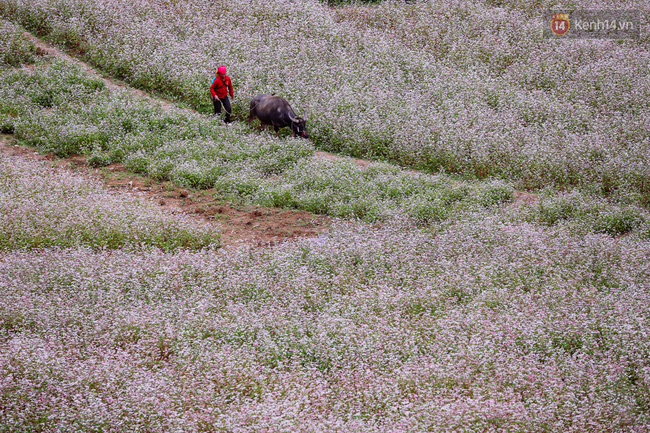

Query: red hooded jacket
[[211, 74, 233, 99]]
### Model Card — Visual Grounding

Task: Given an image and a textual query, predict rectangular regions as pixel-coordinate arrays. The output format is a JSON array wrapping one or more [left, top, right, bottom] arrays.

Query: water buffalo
[[248, 94, 309, 138]]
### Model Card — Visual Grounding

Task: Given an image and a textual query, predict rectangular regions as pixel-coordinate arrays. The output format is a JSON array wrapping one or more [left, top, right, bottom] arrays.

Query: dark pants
[[213, 96, 231, 123]]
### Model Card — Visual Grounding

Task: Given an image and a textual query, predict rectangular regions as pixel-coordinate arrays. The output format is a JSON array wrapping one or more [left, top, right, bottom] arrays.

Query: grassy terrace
[[0, 52, 517, 224], [1, 4, 650, 432], [1, 52, 648, 236], [1, 0, 649, 199], [0, 153, 221, 251]]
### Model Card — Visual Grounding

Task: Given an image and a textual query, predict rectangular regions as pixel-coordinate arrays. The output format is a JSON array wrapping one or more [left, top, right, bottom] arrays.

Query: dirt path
[[0, 137, 330, 249], [24, 32, 183, 112]]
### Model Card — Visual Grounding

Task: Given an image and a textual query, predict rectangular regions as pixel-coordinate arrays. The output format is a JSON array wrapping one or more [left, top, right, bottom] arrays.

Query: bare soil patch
[[313, 150, 372, 168], [0, 137, 330, 249]]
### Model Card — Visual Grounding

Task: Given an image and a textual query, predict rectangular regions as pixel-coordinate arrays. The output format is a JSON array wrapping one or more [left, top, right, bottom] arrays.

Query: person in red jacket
[[210, 65, 234, 123]]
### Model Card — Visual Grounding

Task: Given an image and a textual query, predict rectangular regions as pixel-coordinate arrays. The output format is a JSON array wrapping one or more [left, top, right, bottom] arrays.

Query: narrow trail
[[23, 32, 182, 112], [1, 136, 331, 249]]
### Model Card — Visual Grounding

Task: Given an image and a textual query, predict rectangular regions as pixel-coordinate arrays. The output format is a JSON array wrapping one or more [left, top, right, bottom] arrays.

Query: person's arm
[[228, 78, 234, 99], [210, 78, 218, 99]]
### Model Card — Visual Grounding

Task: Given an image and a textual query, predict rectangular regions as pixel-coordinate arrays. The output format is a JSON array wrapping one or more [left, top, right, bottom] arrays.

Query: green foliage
[[0, 20, 37, 67], [0, 157, 221, 251], [533, 192, 587, 226], [524, 190, 648, 237], [256, 158, 513, 223], [469, 181, 514, 207], [593, 208, 645, 237], [0, 58, 519, 225]]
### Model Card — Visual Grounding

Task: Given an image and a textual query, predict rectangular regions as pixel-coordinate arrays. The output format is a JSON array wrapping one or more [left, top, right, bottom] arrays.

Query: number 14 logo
[[551, 13, 570, 36]]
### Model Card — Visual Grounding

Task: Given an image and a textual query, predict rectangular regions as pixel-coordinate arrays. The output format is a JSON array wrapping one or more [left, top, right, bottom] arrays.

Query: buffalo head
[[289, 115, 309, 139]]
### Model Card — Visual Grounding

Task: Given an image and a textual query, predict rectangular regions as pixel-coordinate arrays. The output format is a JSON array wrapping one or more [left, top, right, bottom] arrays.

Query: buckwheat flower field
[[0, 19, 35, 67], [1, 0, 650, 431], [2, 0, 649, 196], [0, 57, 519, 223], [1, 216, 650, 431], [0, 154, 220, 250]]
